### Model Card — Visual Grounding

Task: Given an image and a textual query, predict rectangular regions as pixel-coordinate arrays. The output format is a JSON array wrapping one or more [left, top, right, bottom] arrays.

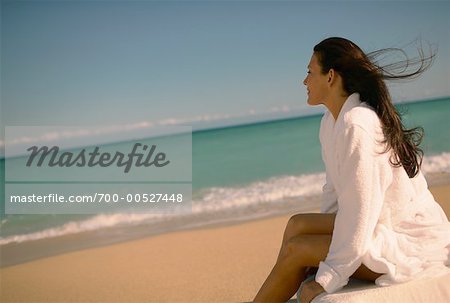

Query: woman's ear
[[327, 69, 335, 85]]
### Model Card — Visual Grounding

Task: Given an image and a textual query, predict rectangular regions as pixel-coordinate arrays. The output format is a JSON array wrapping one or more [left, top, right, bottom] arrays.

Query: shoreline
[[0, 214, 298, 303], [1, 184, 449, 302], [0, 194, 321, 268], [1, 173, 448, 268]]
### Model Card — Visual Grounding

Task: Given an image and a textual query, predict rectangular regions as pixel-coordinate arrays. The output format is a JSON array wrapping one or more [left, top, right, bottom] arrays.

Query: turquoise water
[[192, 114, 323, 190], [399, 98, 450, 154], [191, 97, 450, 190], [1, 97, 450, 248]]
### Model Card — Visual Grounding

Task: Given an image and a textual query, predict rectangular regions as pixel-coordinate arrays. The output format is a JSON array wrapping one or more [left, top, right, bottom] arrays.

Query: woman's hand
[[299, 280, 324, 303]]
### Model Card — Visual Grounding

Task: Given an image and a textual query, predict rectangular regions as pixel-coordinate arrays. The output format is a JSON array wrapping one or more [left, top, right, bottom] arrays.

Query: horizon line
[[192, 94, 450, 134]]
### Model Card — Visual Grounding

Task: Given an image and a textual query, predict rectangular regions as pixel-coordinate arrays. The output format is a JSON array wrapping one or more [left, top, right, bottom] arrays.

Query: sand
[[1, 185, 449, 303]]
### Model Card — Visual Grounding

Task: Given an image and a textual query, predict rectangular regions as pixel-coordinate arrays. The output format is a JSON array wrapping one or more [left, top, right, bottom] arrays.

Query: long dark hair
[[313, 37, 435, 178]]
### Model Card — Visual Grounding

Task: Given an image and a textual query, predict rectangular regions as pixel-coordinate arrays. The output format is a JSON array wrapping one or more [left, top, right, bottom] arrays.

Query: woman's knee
[[283, 213, 335, 243], [284, 214, 308, 239]]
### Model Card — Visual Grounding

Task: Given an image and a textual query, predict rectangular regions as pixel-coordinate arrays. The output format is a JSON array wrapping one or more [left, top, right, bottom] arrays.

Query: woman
[[253, 37, 450, 303]]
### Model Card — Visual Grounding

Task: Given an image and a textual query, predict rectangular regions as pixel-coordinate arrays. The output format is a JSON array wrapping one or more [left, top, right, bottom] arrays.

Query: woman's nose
[[302, 77, 307, 86]]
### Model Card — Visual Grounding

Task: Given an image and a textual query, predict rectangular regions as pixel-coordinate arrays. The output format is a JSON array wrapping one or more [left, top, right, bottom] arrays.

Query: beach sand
[[1, 184, 449, 303]]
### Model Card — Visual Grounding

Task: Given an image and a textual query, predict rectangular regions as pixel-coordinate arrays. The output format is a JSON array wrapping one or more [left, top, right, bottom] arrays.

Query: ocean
[[1, 97, 450, 266]]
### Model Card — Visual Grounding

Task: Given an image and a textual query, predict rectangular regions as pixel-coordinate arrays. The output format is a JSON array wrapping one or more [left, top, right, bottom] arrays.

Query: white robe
[[315, 93, 450, 293]]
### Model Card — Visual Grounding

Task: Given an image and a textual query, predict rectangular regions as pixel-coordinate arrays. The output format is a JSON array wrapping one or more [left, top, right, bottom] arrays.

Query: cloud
[[1, 103, 309, 154]]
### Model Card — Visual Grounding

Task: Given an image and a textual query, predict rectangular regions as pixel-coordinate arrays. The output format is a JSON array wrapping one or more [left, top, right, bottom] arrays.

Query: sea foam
[[1, 152, 449, 246]]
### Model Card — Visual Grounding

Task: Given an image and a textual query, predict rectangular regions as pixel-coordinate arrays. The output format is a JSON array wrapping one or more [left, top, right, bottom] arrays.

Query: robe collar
[[333, 92, 361, 124], [328, 92, 362, 137]]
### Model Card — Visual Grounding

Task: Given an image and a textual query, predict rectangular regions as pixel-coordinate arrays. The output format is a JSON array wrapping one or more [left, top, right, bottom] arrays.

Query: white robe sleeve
[[321, 171, 338, 213], [319, 111, 338, 214], [315, 125, 392, 293]]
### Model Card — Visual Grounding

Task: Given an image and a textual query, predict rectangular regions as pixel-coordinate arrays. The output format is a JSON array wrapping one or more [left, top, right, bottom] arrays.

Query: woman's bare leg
[[254, 214, 335, 302], [254, 213, 381, 302], [254, 234, 332, 302], [276, 213, 335, 262], [353, 264, 382, 281]]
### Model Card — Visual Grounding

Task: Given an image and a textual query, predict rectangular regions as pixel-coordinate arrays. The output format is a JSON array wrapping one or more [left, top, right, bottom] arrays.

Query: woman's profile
[[253, 37, 450, 303]]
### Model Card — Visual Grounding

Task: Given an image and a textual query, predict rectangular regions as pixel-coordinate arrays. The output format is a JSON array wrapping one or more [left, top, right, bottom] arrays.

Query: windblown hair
[[313, 37, 435, 178]]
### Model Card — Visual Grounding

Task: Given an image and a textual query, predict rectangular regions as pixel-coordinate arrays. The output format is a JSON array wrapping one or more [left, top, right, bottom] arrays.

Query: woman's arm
[[315, 124, 392, 293]]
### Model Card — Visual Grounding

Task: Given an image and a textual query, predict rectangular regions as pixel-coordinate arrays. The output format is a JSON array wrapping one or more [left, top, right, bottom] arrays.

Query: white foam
[[1, 152, 448, 246], [192, 173, 324, 213], [0, 173, 325, 245], [0, 213, 165, 245]]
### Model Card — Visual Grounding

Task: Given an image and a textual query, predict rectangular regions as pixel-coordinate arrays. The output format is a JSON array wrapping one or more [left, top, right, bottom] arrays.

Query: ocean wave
[[0, 173, 325, 245], [192, 173, 324, 213], [1, 152, 449, 245], [0, 213, 166, 245]]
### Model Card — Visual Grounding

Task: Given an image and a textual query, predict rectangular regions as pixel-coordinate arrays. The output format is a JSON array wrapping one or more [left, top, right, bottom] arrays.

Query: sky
[[1, 0, 450, 133]]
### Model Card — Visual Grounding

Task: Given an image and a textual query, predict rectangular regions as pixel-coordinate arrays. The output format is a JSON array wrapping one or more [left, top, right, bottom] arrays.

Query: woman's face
[[303, 53, 329, 106]]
